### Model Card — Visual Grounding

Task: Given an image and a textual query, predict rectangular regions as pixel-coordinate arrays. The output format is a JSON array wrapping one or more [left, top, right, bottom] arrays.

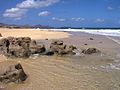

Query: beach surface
[[0, 28, 70, 40], [0, 28, 120, 90]]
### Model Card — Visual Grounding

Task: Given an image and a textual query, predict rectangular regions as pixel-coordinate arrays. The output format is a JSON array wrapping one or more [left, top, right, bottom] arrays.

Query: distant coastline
[[0, 22, 120, 29]]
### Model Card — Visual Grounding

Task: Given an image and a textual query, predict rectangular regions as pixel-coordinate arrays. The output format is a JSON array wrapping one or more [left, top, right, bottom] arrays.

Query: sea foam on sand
[[42, 29, 120, 36]]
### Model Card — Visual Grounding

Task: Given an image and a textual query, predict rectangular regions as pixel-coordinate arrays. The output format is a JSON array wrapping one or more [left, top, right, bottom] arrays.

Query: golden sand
[[0, 28, 70, 40]]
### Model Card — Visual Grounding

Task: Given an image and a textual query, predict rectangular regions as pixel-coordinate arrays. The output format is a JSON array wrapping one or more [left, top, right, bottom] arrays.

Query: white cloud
[[96, 18, 105, 23], [3, 0, 60, 20], [107, 6, 114, 10], [52, 17, 65, 22], [72, 17, 85, 21], [38, 11, 50, 16], [17, 0, 60, 9], [3, 8, 27, 20]]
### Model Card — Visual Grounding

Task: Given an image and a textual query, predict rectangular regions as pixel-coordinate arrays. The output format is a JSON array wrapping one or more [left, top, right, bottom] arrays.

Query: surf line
[[106, 36, 120, 45]]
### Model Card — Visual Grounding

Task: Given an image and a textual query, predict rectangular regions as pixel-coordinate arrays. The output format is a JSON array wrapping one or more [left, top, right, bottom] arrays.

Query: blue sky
[[0, 0, 120, 27]]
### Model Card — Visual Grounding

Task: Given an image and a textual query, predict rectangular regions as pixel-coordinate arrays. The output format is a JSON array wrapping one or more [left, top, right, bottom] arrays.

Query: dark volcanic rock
[[89, 38, 94, 40], [51, 40, 63, 45], [44, 50, 54, 56], [29, 40, 46, 54], [0, 37, 46, 58], [50, 40, 76, 55], [0, 33, 2, 37], [0, 37, 77, 57], [84, 44, 88, 45], [82, 48, 100, 54], [8, 44, 31, 58], [0, 63, 27, 84]]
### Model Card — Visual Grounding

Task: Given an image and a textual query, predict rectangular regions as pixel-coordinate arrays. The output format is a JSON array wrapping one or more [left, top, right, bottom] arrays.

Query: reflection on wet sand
[[0, 53, 119, 90]]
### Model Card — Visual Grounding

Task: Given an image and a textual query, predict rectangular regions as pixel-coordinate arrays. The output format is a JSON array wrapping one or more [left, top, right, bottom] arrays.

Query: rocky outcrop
[[0, 63, 27, 84], [49, 40, 77, 55], [29, 40, 46, 54], [0, 37, 46, 58], [0, 37, 77, 57], [82, 48, 100, 54]]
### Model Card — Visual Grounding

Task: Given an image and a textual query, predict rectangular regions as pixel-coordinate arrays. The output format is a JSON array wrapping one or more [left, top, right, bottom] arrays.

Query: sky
[[0, 0, 120, 27]]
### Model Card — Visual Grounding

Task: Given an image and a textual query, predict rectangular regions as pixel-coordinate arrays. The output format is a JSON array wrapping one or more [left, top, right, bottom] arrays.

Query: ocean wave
[[37, 29, 120, 36]]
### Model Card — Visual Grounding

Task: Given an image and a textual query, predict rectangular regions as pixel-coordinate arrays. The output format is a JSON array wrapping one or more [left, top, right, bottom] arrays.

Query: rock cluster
[[48, 40, 77, 55], [0, 63, 27, 83], [0, 37, 46, 58], [0, 37, 77, 58], [82, 48, 100, 54]]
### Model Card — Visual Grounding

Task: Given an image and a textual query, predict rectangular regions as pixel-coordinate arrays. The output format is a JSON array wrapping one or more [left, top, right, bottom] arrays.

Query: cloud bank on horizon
[[1, 0, 120, 27]]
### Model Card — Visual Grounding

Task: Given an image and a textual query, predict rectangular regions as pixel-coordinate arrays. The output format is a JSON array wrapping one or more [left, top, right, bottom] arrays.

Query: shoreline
[[0, 28, 71, 40], [0, 28, 120, 90]]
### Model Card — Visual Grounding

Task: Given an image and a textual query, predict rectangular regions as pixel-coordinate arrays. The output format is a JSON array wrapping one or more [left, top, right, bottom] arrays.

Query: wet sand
[[0, 29, 120, 90]]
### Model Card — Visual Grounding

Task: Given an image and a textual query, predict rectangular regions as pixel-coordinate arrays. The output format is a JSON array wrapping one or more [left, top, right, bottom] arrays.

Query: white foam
[[80, 29, 120, 36], [35, 28, 120, 37], [101, 63, 120, 71]]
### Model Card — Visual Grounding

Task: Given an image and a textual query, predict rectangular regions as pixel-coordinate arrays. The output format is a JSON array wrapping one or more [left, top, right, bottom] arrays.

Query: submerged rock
[[0, 63, 27, 84], [82, 48, 100, 54]]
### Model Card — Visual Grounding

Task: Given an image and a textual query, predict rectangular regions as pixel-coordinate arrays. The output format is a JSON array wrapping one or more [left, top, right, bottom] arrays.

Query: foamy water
[[37, 29, 120, 37]]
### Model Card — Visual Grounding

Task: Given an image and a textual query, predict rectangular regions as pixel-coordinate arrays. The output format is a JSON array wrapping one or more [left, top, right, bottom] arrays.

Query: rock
[[0, 63, 27, 84], [82, 48, 100, 54], [89, 38, 94, 40], [0, 37, 46, 58], [50, 40, 77, 55], [45, 38, 48, 40], [51, 40, 63, 45], [0, 37, 77, 57], [44, 50, 54, 56], [36, 44, 46, 53], [0, 38, 9, 47], [0, 33, 2, 37], [84, 44, 88, 45], [8, 44, 31, 58], [29, 41, 46, 54]]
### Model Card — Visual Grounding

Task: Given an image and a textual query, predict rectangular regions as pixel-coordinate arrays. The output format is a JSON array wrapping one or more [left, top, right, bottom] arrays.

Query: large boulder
[[0, 63, 27, 84], [8, 44, 31, 58], [50, 40, 76, 55], [0, 37, 46, 58], [0, 37, 77, 57], [81, 48, 100, 54], [29, 40, 46, 54]]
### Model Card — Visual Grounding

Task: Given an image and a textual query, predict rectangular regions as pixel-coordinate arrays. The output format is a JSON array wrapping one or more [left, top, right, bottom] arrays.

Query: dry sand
[[0, 29, 120, 90], [0, 28, 70, 40]]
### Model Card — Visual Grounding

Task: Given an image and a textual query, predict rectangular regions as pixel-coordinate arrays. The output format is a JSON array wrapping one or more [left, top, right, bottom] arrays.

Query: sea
[[37, 28, 120, 36]]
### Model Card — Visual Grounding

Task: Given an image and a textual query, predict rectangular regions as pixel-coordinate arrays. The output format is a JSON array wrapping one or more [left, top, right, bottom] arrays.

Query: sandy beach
[[0, 28, 70, 40], [0, 28, 120, 90]]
